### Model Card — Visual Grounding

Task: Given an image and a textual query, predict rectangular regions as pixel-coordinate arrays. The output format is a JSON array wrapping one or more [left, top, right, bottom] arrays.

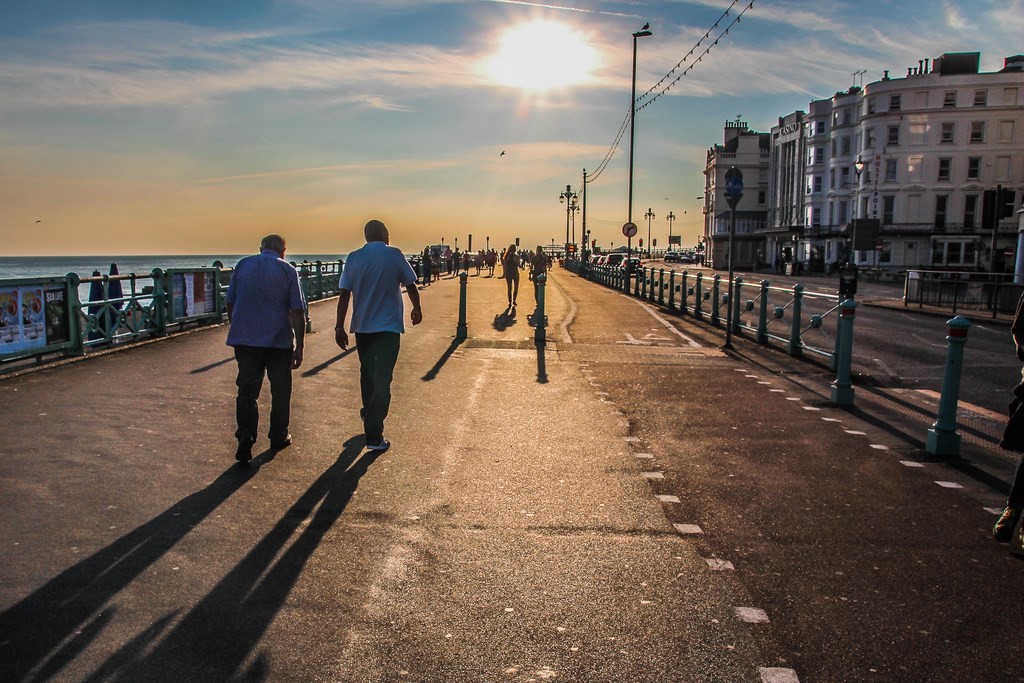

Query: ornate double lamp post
[[559, 184, 577, 256]]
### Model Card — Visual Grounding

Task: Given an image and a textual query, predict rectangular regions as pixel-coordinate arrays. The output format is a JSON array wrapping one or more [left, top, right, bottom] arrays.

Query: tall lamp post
[[627, 23, 652, 261], [851, 155, 866, 267], [571, 198, 580, 253], [559, 184, 577, 256], [644, 208, 655, 258], [723, 167, 743, 350], [666, 211, 676, 250]]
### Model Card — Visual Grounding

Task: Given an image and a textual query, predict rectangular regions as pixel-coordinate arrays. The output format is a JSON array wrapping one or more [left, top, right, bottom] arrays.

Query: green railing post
[[926, 316, 972, 458], [668, 271, 676, 310], [830, 299, 858, 406], [657, 268, 665, 305], [757, 280, 770, 344], [695, 272, 704, 321], [732, 276, 744, 334], [633, 266, 641, 297], [534, 272, 547, 344], [788, 284, 804, 356], [316, 260, 324, 299], [67, 273, 85, 356], [456, 271, 468, 340], [152, 268, 168, 336]]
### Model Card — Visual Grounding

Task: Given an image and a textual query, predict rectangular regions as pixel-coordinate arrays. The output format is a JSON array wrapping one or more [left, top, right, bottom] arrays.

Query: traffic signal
[[592, 239, 596, 249], [639, 238, 644, 247]]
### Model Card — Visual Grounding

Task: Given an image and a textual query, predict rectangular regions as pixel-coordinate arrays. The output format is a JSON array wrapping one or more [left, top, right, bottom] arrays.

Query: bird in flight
[[35, 219, 41, 223], [499, 150, 506, 157]]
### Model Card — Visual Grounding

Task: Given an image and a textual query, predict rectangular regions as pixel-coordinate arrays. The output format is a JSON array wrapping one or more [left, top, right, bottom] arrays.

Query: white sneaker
[[366, 438, 390, 452]]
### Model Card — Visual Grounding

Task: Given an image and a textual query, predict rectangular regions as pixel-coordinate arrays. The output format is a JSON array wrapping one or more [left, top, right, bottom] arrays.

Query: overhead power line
[[585, 0, 756, 186]]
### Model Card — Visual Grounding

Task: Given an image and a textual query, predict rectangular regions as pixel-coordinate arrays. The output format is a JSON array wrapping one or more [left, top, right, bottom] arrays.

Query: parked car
[[665, 251, 682, 262], [620, 257, 642, 275], [604, 253, 626, 268]]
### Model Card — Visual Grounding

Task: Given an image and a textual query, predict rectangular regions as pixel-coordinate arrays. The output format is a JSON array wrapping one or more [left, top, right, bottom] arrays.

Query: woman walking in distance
[[530, 245, 548, 303], [502, 244, 520, 306]]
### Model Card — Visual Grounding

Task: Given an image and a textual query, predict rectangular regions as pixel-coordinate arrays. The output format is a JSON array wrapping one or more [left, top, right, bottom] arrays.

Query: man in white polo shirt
[[335, 220, 422, 451]]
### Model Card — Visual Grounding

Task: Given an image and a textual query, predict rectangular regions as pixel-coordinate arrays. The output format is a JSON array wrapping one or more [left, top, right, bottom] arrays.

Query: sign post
[[723, 167, 743, 349], [622, 222, 638, 288]]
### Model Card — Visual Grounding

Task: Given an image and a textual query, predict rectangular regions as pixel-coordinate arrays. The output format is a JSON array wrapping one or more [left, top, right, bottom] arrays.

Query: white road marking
[[802, 406, 822, 412], [822, 417, 842, 422], [635, 453, 655, 459], [900, 461, 925, 468], [705, 558, 735, 571], [786, 397, 801, 402], [623, 436, 640, 443], [735, 607, 770, 624], [935, 481, 964, 489], [770, 389, 786, 393], [657, 494, 681, 503], [673, 523, 703, 534], [844, 430, 867, 435], [759, 667, 801, 683], [869, 444, 889, 450], [624, 295, 703, 347], [641, 471, 664, 479], [984, 507, 1004, 515]]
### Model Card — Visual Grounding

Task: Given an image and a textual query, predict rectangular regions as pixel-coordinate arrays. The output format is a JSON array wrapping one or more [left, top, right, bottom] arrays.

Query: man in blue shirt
[[335, 220, 422, 451], [226, 234, 306, 463]]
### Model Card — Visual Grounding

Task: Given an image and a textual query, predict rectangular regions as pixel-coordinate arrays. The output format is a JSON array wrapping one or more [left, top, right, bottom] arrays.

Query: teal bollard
[[926, 316, 972, 458], [732, 277, 744, 334], [757, 280, 770, 343], [535, 272, 547, 344], [457, 271, 468, 340], [830, 299, 857, 406], [658, 268, 665, 305], [668, 271, 676, 310], [788, 284, 804, 356]]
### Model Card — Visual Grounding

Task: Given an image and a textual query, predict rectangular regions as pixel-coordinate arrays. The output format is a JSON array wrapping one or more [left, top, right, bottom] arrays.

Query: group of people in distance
[[498, 244, 550, 308]]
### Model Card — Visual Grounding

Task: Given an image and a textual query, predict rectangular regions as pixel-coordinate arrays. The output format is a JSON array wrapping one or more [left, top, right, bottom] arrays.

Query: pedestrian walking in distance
[[530, 244, 548, 304], [225, 234, 306, 464], [335, 219, 422, 452], [503, 244, 520, 307]]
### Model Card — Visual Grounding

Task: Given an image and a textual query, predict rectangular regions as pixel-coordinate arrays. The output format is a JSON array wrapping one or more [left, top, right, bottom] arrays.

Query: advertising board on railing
[[0, 277, 74, 359], [168, 269, 218, 322]]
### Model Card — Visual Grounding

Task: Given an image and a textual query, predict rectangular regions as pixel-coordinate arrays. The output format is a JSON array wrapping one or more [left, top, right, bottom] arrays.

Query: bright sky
[[1, 0, 1021, 256]]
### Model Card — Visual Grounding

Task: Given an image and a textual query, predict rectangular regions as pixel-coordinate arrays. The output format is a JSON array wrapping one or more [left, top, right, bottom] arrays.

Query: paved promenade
[[2, 267, 1023, 682]]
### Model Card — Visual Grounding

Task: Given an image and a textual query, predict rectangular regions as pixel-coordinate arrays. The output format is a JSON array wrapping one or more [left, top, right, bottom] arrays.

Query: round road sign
[[622, 222, 638, 238]]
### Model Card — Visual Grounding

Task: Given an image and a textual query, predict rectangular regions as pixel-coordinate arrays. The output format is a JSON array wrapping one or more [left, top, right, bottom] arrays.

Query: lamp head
[[633, 29, 652, 38]]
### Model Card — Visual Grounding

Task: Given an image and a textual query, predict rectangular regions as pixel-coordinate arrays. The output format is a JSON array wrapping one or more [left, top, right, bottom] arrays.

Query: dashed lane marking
[[900, 461, 925, 468], [628, 297, 704, 348], [822, 417, 842, 422], [802, 406, 821, 411], [673, 523, 703, 535], [635, 452, 655, 459], [935, 481, 964, 489], [623, 436, 640, 443], [984, 507, 1004, 515], [641, 471, 664, 480], [705, 558, 735, 571], [844, 430, 867, 435], [759, 667, 801, 683], [770, 389, 786, 393], [869, 444, 889, 450], [786, 397, 801, 402], [656, 494, 681, 503], [734, 607, 771, 624]]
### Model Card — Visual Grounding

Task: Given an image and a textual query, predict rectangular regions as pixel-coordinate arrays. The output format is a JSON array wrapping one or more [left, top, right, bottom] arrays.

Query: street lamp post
[[851, 155, 866, 267], [627, 23, 652, 261], [666, 211, 676, 250], [644, 208, 655, 258], [559, 184, 577, 256]]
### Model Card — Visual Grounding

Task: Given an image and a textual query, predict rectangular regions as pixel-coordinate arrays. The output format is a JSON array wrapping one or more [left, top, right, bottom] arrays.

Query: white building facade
[[750, 52, 1024, 273]]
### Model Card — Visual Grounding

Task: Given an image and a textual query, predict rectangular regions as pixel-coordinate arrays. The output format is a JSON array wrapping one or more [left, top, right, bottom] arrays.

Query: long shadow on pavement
[[421, 338, 464, 382], [0, 450, 277, 682], [493, 306, 517, 332], [85, 435, 381, 682], [301, 348, 356, 377]]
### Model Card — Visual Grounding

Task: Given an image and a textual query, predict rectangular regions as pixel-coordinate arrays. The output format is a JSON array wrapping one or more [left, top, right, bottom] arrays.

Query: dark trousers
[[234, 345, 293, 443], [355, 332, 401, 442]]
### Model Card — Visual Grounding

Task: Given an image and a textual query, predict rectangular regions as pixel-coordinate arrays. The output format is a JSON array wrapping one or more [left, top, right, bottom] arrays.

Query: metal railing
[[576, 261, 849, 366], [904, 269, 1023, 317], [0, 259, 345, 365]]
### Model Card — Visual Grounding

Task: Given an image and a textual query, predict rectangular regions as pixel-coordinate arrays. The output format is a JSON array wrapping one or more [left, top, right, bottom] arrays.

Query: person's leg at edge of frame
[[994, 456, 1024, 540], [234, 345, 265, 461], [356, 332, 399, 446], [355, 334, 375, 439], [266, 347, 294, 447]]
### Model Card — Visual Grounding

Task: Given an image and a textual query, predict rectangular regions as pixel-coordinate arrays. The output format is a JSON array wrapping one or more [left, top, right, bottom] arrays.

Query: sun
[[485, 21, 597, 91]]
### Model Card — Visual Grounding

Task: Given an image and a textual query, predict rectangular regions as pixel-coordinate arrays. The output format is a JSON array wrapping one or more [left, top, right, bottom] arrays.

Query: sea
[[0, 255, 346, 281]]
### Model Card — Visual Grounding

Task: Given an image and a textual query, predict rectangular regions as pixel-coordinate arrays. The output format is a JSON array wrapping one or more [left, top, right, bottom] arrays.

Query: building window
[[865, 128, 875, 149], [943, 91, 957, 107], [839, 200, 848, 225], [832, 111, 840, 126], [940, 122, 955, 143], [934, 195, 948, 229], [866, 98, 876, 114], [879, 241, 892, 264], [813, 176, 823, 193], [831, 139, 837, 156], [887, 125, 900, 145], [841, 137, 851, 155], [1005, 88, 1019, 106], [829, 168, 835, 189], [937, 158, 951, 181], [758, 190, 766, 204], [970, 121, 985, 143], [885, 158, 898, 182], [812, 208, 821, 227], [815, 121, 826, 135], [974, 89, 987, 106], [843, 108, 852, 124], [882, 196, 895, 225], [964, 194, 978, 229], [840, 166, 850, 186], [889, 94, 901, 111], [999, 120, 1015, 144], [966, 157, 981, 181]]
